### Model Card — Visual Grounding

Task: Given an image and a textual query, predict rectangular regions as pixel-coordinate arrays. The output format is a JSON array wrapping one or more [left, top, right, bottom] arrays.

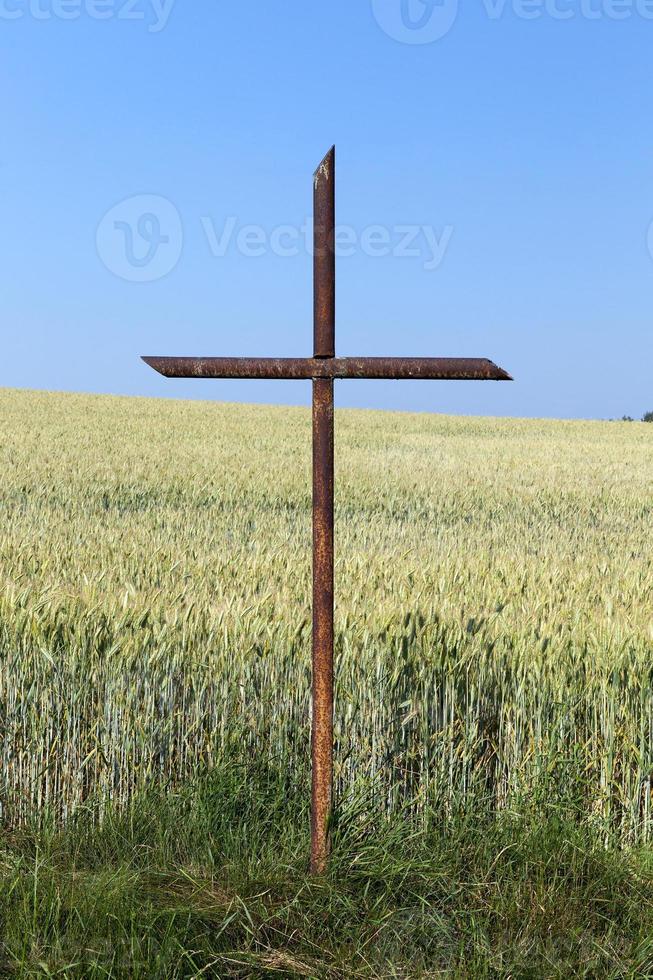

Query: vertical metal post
[[311, 377, 334, 874], [313, 146, 335, 360], [311, 146, 335, 874]]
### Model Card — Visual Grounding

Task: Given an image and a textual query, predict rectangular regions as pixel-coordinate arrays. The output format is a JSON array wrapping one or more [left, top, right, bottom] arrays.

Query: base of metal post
[[311, 377, 334, 874]]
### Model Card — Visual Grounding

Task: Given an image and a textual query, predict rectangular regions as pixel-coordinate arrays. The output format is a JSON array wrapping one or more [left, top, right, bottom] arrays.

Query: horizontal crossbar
[[142, 356, 512, 381]]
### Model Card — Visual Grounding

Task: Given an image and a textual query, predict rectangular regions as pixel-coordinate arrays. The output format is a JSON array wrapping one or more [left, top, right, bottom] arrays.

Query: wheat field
[[1, 386, 652, 840]]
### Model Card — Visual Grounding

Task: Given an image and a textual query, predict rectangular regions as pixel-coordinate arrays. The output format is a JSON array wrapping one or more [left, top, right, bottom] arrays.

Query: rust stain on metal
[[313, 145, 335, 359], [310, 144, 336, 874], [140, 144, 513, 876], [311, 377, 334, 875], [142, 356, 512, 382]]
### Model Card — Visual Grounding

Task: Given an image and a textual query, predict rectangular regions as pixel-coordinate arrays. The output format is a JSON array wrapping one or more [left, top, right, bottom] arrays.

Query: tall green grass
[[2, 763, 653, 977], [1, 387, 652, 844]]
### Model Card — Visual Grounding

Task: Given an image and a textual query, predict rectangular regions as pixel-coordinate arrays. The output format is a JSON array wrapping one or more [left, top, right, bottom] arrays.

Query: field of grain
[[1, 386, 652, 840]]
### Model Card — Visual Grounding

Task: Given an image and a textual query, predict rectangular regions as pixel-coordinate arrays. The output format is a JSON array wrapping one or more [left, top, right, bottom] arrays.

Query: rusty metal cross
[[142, 147, 512, 874]]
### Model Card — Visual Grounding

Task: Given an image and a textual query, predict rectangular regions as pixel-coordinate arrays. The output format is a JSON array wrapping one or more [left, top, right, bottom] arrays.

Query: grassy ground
[[2, 764, 653, 978], [1, 387, 653, 976]]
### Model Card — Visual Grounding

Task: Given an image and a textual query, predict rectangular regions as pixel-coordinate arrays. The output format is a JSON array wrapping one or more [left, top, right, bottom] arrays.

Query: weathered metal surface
[[140, 144, 513, 877], [141, 356, 512, 381], [311, 377, 334, 876], [313, 146, 335, 359], [310, 145, 336, 875]]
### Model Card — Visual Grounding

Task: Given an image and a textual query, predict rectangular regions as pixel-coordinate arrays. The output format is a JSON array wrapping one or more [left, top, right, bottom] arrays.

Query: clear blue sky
[[2, 1, 652, 418]]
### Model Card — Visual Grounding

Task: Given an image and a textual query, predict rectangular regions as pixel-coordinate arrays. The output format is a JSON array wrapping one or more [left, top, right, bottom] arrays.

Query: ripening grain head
[[1, 388, 652, 837]]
